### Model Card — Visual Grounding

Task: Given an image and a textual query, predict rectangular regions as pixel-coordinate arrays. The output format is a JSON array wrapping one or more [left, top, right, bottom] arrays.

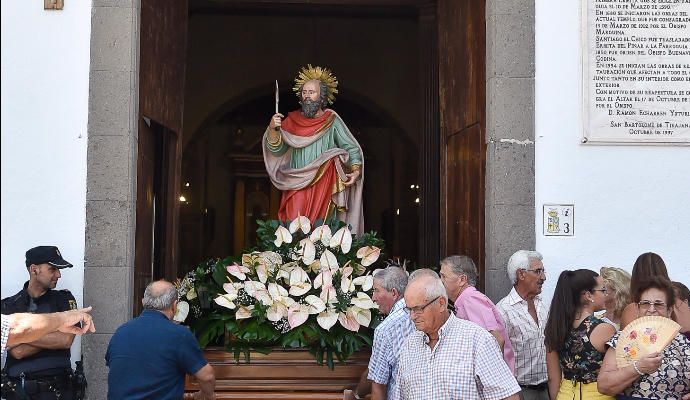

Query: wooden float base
[[185, 348, 370, 400]]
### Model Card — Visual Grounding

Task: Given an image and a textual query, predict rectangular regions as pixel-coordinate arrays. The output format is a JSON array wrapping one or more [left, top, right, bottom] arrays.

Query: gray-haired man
[[394, 270, 520, 399], [496, 250, 549, 400], [345, 266, 415, 400], [106, 280, 216, 400]]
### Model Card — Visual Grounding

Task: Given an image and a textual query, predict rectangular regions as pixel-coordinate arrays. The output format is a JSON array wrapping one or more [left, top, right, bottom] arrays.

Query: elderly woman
[[598, 276, 690, 400], [599, 267, 632, 329], [620, 253, 670, 329]]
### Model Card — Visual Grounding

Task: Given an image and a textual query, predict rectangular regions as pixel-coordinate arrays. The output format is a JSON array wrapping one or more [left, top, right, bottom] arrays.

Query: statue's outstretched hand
[[343, 170, 361, 187], [269, 113, 284, 130]]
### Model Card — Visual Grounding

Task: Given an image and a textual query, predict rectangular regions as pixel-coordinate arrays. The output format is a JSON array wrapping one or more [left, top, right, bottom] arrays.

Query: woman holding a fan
[[598, 276, 690, 400]]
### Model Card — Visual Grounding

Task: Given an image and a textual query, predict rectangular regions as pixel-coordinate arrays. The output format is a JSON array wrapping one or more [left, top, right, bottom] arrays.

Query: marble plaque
[[583, 0, 690, 144]]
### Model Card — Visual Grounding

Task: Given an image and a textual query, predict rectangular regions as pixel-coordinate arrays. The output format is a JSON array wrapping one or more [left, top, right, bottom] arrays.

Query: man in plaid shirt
[[394, 270, 520, 400], [344, 266, 415, 400]]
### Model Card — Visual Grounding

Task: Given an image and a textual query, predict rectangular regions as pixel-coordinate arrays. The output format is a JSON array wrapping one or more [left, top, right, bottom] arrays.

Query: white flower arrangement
[[174, 217, 385, 368], [212, 217, 380, 333]]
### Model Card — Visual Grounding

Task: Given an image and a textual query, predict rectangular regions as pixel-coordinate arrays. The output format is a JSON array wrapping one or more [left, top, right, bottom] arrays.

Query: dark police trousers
[[4, 371, 75, 400]]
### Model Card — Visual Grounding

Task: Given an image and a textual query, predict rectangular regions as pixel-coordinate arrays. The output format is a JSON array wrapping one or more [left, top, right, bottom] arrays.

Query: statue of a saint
[[263, 65, 364, 235]]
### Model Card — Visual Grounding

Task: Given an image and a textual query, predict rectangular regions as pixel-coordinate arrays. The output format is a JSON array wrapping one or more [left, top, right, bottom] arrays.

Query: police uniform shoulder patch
[[56, 289, 77, 307]]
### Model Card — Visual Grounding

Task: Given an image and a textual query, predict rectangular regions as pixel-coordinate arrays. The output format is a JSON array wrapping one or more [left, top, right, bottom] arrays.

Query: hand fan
[[615, 315, 680, 368]]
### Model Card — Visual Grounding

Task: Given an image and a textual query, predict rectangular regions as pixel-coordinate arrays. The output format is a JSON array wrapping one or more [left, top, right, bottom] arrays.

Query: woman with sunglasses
[[599, 267, 632, 330], [598, 276, 690, 400], [545, 269, 616, 400]]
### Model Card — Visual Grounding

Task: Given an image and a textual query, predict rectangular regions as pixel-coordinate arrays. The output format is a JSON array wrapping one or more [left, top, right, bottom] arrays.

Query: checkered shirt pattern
[[367, 299, 415, 400], [496, 287, 548, 386], [1, 314, 11, 352], [393, 315, 520, 400]]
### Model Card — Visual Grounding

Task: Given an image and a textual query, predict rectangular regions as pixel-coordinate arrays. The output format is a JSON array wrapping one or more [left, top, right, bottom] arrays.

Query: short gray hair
[[374, 266, 408, 296], [506, 250, 543, 284], [440, 255, 478, 286], [409, 268, 439, 281], [142, 280, 177, 311], [408, 269, 447, 302]]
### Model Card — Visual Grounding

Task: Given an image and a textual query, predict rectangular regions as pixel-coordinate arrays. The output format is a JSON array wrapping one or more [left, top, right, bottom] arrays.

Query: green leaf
[[326, 350, 334, 370], [212, 262, 228, 287]]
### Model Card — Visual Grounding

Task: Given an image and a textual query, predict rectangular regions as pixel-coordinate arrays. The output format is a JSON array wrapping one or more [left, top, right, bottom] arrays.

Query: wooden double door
[[134, 0, 487, 314]]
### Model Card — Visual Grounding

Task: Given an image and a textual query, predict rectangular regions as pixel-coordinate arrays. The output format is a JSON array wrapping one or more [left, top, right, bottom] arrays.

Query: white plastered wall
[[535, 0, 690, 305], [1, 0, 92, 361]]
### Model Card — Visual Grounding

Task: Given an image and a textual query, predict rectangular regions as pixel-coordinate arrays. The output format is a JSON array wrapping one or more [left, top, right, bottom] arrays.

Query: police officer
[[1, 246, 78, 400]]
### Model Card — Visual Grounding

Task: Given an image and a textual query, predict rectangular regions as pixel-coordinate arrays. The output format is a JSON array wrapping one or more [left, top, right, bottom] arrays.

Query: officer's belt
[[7, 375, 72, 395], [7, 357, 71, 377]]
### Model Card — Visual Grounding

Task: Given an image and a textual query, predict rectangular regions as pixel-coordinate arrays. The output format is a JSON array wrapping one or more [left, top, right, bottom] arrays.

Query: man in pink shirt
[[440, 255, 516, 373]]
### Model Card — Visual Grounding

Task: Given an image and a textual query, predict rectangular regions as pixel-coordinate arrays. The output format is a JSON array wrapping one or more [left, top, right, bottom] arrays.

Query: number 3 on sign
[[543, 204, 575, 236]]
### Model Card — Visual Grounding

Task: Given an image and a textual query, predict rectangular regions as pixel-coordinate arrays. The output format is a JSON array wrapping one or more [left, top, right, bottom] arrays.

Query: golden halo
[[293, 64, 339, 105]]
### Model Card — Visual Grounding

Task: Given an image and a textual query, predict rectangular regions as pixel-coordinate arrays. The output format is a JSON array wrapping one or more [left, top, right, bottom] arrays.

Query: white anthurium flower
[[173, 300, 189, 322], [289, 268, 312, 297], [266, 283, 295, 321], [185, 287, 197, 300], [317, 308, 339, 330], [340, 264, 356, 293], [356, 246, 381, 267], [338, 308, 361, 332], [267, 301, 288, 322], [226, 263, 250, 281], [255, 263, 269, 284], [319, 249, 339, 271], [276, 261, 298, 281], [313, 267, 333, 290], [351, 306, 372, 327], [235, 305, 255, 320], [341, 265, 354, 280], [320, 284, 337, 305], [222, 283, 239, 300], [289, 215, 311, 234], [242, 280, 263, 296], [214, 294, 236, 310], [255, 288, 273, 306], [274, 225, 293, 247], [351, 292, 377, 310], [341, 277, 356, 294], [268, 282, 289, 299], [329, 226, 353, 254], [304, 295, 327, 314], [287, 304, 310, 329], [309, 225, 332, 246], [298, 238, 316, 265], [352, 275, 374, 292]]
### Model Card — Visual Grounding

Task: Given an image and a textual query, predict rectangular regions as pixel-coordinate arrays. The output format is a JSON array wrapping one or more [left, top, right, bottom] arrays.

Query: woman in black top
[[545, 269, 616, 400]]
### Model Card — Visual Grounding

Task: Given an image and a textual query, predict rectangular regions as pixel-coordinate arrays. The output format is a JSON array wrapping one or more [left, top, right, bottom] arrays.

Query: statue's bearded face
[[300, 80, 327, 118]]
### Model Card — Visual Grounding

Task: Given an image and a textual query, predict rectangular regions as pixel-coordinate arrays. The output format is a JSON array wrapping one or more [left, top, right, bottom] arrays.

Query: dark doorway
[[135, 0, 487, 294], [133, 0, 188, 315], [134, 118, 178, 315]]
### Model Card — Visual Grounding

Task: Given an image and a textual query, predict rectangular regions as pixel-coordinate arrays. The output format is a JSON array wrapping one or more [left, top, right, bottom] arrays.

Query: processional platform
[[185, 348, 370, 399]]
